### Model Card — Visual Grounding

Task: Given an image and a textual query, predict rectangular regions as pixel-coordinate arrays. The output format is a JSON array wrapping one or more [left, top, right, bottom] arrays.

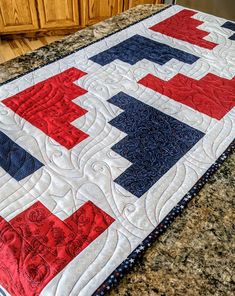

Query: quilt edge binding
[[93, 139, 235, 295]]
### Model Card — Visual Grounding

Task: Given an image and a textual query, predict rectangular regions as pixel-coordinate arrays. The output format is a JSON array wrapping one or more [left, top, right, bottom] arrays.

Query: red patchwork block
[[149, 9, 217, 49], [139, 73, 235, 120], [0, 201, 114, 296], [3, 68, 88, 149]]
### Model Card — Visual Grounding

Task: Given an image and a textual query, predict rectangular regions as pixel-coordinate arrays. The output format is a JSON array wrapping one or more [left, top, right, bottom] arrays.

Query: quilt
[[0, 5, 234, 296]]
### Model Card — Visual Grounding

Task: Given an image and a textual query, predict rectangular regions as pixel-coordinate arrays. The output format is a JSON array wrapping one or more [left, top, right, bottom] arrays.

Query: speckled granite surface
[[0, 4, 234, 296]]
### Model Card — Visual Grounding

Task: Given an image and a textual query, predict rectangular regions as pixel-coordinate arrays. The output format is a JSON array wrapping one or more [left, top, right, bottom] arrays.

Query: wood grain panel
[[81, 0, 123, 27], [0, 35, 62, 63], [37, 0, 79, 29], [0, 0, 39, 33]]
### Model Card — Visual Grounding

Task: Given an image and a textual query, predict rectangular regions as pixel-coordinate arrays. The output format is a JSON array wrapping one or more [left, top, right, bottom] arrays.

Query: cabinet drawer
[[0, 0, 39, 33], [37, 0, 79, 29], [81, 0, 123, 26]]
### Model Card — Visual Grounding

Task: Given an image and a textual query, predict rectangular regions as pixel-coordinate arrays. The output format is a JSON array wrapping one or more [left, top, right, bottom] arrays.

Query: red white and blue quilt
[[0, 5, 234, 296]]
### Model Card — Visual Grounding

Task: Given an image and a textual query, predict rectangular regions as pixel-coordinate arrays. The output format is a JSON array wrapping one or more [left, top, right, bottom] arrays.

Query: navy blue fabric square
[[0, 131, 43, 181], [108, 92, 204, 198], [222, 21, 235, 40], [90, 35, 199, 66]]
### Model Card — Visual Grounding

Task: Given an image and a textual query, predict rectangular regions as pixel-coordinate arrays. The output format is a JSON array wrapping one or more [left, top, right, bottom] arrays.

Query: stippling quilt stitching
[[0, 5, 234, 296]]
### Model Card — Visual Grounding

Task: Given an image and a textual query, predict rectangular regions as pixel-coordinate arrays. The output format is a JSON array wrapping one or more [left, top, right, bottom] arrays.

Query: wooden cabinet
[[0, 0, 162, 35], [37, 0, 79, 29], [81, 0, 123, 26], [0, 0, 39, 33]]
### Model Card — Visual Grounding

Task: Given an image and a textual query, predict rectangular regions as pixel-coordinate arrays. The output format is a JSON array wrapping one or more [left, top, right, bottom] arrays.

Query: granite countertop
[[0, 4, 234, 296]]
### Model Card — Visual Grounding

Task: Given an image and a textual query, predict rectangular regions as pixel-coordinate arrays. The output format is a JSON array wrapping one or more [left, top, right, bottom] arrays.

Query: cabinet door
[[37, 0, 79, 29], [81, 0, 123, 27], [0, 0, 39, 33], [126, 0, 162, 9]]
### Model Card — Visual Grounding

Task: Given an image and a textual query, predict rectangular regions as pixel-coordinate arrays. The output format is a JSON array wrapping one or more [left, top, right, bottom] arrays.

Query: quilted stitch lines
[[108, 92, 204, 197], [149, 9, 218, 49], [87, 10, 235, 198], [2, 68, 88, 150], [222, 21, 235, 40], [0, 201, 114, 296], [0, 67, 116, 296], [139, 73, 235, 120], [90, 34, 199, 66], [0, 131, 43, 181], [0, 5, 234, 296]]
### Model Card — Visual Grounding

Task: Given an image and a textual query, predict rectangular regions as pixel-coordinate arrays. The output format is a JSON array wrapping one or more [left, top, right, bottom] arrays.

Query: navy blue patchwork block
[[90, 34, 199, 66], [0, 131, 43, 181], [108, 92, 204, 198], [229, 34, 235, 41], [222, 21, 235, 40]]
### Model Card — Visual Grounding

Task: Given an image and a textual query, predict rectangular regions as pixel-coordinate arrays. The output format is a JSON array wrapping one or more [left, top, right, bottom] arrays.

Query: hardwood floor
[[0, 36, 63, 63]]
